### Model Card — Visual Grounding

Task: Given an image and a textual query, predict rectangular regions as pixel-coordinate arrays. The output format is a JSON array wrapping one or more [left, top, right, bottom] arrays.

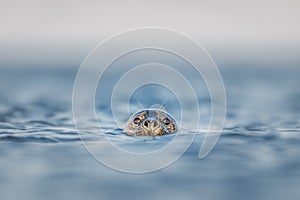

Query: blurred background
[[1, 0, 299, 69], [0, 1, 299, 200]]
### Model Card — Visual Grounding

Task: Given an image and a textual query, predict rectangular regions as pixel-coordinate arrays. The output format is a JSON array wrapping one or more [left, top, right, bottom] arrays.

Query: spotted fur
[[124, 109, 177, 136]]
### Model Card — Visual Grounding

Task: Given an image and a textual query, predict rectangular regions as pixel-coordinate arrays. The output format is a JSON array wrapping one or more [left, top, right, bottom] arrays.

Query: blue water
[[0, 65, 300, 200]]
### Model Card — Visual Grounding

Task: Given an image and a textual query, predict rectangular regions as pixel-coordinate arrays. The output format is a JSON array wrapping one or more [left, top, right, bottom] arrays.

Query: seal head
[[124, 109, 177, 136]]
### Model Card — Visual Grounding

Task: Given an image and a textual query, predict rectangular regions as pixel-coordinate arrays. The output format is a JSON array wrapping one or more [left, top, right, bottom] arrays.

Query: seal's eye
[[163, 118, 170, 125], [134, 117, 141, 124]]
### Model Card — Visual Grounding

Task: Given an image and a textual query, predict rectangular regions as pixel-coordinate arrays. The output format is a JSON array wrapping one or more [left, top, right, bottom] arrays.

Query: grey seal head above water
[[124, 109, 177, 136]]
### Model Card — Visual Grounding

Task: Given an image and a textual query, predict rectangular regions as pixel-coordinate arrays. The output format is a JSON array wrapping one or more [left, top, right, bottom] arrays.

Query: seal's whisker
[[136, 100, 145, 110], [160, 97, 169, 110]]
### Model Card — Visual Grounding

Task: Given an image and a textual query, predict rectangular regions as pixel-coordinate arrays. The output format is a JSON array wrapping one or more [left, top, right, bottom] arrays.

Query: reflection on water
[[0, 66, 300, 200]]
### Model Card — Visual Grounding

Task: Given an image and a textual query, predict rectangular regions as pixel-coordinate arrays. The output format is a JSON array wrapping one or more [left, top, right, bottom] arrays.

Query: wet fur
[[124, 109, 177, 136]]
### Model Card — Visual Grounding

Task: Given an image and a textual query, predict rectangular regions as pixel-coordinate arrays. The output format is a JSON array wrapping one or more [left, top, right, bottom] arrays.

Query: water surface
[[0, 66, 299, 200]]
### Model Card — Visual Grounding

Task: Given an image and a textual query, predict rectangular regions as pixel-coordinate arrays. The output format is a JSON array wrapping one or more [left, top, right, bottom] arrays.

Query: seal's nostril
[[143, 120, 159, 129], [144, 120, 149, 127], [153, 120, 159, 128]]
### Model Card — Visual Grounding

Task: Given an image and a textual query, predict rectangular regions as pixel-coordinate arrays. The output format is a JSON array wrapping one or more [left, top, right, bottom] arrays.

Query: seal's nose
[[143, 119, 159, 130]]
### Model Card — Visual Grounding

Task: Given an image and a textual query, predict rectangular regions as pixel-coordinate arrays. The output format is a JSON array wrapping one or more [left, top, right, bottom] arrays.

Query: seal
[[124, 109, 177, 136]]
